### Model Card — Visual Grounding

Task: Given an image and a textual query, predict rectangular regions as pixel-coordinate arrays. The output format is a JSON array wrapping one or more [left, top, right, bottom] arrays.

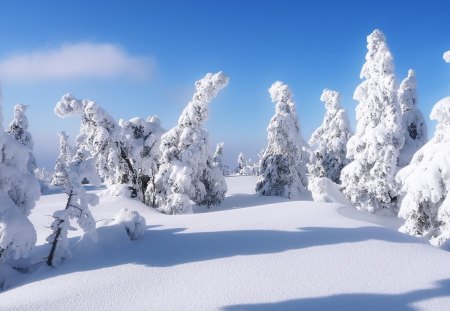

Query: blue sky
[[0, 0, 449, 169]]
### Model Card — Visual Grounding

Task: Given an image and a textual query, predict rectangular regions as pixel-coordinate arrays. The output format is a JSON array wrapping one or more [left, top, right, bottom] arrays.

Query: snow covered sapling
[[236, 152, 247, 174], [397, 69, 427, 167], [51, 131, 72, 187], [151, 72, 229, 214], [0, 91, 40, 264], [340, 29, 404, 212], [308, 89, 352, 183], [256, 81, 309, 198], [6, 104, 36, 173], [46, 144, 101, 266]]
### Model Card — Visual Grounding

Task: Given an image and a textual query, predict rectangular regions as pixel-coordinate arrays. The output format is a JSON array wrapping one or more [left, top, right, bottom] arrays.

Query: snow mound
[[113, 208, 146, 240], [308, 177, 352, 206]]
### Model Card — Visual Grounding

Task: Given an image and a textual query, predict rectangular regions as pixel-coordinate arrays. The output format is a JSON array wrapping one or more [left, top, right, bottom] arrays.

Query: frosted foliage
[[308, 89, 352, 183], [152, 72, 229, 214], [120, 116, 163, 203], [0, 104, 40, 262], [237, 152, 247, 173], [398, 70, 427, 167], [46, 147, 100, 266], [213, 142, 225, 173], [340, 29, 404, 212], [397, 97, 450, 246], [6, 104, 36, 173], [51, 131, 72, 187], [55, 94, 123, 185], [114, 208, 146, 240], [256, 81, 309, 199]]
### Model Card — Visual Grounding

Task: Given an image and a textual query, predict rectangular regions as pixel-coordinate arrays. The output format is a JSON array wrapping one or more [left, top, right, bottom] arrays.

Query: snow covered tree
[[54, 94, 163, 203], [120, 116, 164, 203], [397, 96, 450, 246], [397, 69, 427, 167], [6, 103, 36, 173], [46, 145, 101, 266], [213, 142, 225, 172], [0, 91, 40, 263], [236, 152, 247, 174], [151, 72, 229, 214], [51, 131, 73, 187], [340, 29, 404, 212], [308, 89, 352, 183], [256, 81, 309, 198]]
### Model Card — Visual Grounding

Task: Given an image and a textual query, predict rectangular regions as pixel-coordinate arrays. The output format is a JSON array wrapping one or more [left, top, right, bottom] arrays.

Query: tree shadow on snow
[[11, 223, 428, 291], [222, 279, 450, 311], [195, 192, 312, 213]]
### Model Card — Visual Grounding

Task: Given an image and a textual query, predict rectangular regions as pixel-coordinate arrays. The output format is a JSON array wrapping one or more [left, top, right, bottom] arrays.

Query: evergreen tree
[[0, 90, 40, 263], [213, 142, 225, 174], [340, 29, 404, 212], [51, 131, 72, 187], [397, 69, 428, 167], [46, 145, 100, 266], [152, 72, 229, 214], [397, 96, 450, 246], [308, 89, 352, 183], [236, 152, 247, 174], [256, 81, 309, 198], [6, 104, 36, 173]]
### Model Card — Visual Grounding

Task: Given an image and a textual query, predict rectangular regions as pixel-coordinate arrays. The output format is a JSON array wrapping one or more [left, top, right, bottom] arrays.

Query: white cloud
[[444, 50, 450, 63], [0, 42, 155, 82]]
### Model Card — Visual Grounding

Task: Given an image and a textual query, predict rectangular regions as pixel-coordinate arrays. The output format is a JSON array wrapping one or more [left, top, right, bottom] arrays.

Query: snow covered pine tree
[[46, 138, 101, 266], [308, 89, 352, 183], [0, 90, 40, 265], [150, 72, 229, 214], [397, 69, 427, 167], [6, 104, 36, 173], [396, 53, 450, 247], [340, 29, 404, 212], [256, 81, 309, 198], [51, 131, 72, 187], [236, 152, 247, 174]]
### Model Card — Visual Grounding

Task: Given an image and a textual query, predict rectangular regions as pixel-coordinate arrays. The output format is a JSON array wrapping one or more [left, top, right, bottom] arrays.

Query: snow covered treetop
[[398, 69, 417, 112], [54, 93, 85, 118], [430, 97, 450, 124], [179, 71, 229, 127], [361, 29, 394, 79], [444, 50, 450, 63], [269, 81, 296, 116], [320, 89, 341, 112]]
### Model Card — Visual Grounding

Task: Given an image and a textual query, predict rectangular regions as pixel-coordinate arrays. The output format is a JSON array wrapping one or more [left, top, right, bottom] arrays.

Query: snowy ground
[[2, 176, 450, 310]]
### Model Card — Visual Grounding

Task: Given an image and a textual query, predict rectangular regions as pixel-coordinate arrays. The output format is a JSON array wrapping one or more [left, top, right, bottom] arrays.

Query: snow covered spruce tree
[[46, 144, 101, 266], [308, 89, 352, 183], [397, 69, 427, 167], [340, 29, 404, 212], [396, 96, 450, 246], [236, 152, 247, 174], [213, 142, 226, 175], [150, 72, 229, 214], [0, 91, 40, 264], [51, 131, 73, 187], [256, 81, 309, 198], [6, 103, 36, 173]]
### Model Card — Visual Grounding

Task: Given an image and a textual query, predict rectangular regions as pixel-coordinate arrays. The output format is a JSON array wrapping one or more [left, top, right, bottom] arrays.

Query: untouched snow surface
[[2, 176, 450, 310]]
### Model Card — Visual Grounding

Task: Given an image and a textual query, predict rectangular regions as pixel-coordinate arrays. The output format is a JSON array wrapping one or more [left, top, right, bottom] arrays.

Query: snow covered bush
[[150, 72, 229, 214], [340, 29, 404, 212], [397, 69, 427, 167], [256, 81, 309, 198], [396, 97, 450, 245], [113, 208, 146, 240], [308, 89, 352, 183], [46, 144, 101, 266], [6, 104, 36, 173], [0, 93, 40, 264]]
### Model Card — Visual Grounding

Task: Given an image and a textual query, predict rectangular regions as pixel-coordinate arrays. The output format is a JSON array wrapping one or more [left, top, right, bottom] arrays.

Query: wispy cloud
[[0, 42, 155, 82], [444, 50, 450, 63]]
